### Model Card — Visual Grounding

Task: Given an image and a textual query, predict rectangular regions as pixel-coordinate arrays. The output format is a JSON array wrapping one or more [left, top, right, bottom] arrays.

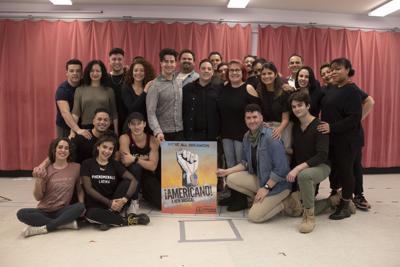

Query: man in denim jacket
[[217, 103, 292, 222]]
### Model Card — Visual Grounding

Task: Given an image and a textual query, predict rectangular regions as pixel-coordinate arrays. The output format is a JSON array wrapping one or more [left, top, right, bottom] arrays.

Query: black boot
[[227, 190, 248, 212], [329, 199, 351, 220], [218, 188, 235, 206]]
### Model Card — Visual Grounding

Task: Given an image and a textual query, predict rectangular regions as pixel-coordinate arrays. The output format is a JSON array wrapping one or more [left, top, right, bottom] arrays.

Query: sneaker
[[127, 213, 150, 225], [23, 226, 48, 238], [99, 224, 111, 231], [353, 194, 371, 210], [57, 220, 79, 230]]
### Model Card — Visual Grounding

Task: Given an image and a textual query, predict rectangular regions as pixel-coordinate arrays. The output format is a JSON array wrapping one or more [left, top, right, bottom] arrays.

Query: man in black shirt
[[287, 92, 331, 233], [108, 47, 128, 135], [182, 59, 220, 141], [33, 108, 115, 177]]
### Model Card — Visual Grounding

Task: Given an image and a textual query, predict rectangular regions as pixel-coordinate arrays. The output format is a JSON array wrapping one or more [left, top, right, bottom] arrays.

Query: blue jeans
[[222, 138, 242, 168]]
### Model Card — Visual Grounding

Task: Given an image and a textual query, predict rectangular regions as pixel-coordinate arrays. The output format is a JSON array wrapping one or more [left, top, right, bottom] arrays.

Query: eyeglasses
[[229, 69, 242, 73]]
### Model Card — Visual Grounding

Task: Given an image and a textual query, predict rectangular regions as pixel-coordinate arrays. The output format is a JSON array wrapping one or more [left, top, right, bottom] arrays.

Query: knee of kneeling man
[[248, 209, 267, 223]]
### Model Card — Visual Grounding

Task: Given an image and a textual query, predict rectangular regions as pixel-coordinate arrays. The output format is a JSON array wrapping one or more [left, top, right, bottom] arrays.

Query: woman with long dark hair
[[72, 60, 119, 135], [17, 138, 84, 237], [81, 135, 150, 230], [294, 66, 324, 117], [318, 58, 362, 220], [256, 62, 291, 152]]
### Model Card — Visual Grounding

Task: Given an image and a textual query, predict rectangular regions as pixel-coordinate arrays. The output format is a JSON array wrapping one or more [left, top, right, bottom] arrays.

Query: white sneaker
[[57, 220, 79, 230], [23, 226, 48, 238]]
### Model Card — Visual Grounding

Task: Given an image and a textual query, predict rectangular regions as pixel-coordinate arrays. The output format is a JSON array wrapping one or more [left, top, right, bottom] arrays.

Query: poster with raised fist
[[161, 141, 217, 214]]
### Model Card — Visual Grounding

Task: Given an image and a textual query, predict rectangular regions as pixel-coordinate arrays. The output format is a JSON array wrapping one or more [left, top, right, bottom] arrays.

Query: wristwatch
[[264, 184, 272, 190]]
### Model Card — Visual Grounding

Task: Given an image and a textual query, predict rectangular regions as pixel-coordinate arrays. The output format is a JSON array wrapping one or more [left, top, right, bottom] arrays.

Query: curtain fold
[[258, 26, 400, 168], [0, 20, 251, 170]]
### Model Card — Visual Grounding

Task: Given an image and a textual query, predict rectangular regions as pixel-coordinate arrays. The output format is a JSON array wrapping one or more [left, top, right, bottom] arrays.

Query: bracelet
[[264, 184, 272, 190]]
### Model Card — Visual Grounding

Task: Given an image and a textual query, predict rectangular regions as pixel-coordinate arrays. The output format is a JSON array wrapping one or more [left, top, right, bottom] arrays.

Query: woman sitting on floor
[[81, 135, 150, 230], [17, 137, 85, 238]]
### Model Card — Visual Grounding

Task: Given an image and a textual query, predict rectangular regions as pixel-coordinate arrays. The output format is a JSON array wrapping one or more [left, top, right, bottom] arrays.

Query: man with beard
[[176, 49, 199, 88], [33, 108, 116, 177]]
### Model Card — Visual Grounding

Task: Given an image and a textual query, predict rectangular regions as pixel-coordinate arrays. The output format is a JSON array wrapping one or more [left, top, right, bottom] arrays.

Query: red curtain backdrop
[[0, 20, 251, 170], [258, 26, 400, 168]]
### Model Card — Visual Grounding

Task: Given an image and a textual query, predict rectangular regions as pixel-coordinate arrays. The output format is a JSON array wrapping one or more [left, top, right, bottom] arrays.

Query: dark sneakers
[[353, 194, 371, 210], [127, 213, 150, 226], [329, 199, 351, 220], [99, 224, 111, 231]]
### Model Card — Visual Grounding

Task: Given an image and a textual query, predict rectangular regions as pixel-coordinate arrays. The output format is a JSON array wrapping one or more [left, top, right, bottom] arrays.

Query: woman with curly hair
[[17, 138, 84, 237], [121, 58, 156, 128]]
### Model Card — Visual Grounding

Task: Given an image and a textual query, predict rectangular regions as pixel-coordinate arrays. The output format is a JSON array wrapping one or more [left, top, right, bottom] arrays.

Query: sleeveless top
[[128, 131, 151, 157]]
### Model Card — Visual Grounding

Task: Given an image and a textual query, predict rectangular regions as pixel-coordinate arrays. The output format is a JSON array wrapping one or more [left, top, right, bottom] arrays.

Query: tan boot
[[299, 208, 315, 233], [283, 191, 303, 217]]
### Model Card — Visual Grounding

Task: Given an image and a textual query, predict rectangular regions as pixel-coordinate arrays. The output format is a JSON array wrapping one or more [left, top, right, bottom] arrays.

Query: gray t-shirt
[[72, 85, 118, 125]]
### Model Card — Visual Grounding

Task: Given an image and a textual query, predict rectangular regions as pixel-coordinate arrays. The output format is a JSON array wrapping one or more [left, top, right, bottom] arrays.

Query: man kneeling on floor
[[217, 104, 292, 222]]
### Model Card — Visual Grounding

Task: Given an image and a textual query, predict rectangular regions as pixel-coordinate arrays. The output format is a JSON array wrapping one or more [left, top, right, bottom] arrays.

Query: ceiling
[[0, 0, 397, 16], [0, 0, 399, 30]]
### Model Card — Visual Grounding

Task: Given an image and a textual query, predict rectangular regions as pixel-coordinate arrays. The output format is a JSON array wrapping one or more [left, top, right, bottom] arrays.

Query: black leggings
[[329, 143, 359, 200], [329, 145, 364, 196], [16, 202, 85, 232], [85, 179, 131, 226]]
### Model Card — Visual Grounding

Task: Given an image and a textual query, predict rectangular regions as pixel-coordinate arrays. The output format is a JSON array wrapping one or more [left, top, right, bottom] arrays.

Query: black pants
[[85, 179, 131, 226], [17, 202, 85, 232], [329, 145, 364, 196], [329, 143, 359, 200], [141, 171, 161, 209]]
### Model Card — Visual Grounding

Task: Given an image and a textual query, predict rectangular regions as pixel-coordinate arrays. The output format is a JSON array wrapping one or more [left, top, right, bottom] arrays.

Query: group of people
[[16, 47, 374, 237]]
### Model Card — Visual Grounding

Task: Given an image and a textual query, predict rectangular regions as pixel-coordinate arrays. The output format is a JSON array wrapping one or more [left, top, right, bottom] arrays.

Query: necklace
[[110, 73, 124, 85]]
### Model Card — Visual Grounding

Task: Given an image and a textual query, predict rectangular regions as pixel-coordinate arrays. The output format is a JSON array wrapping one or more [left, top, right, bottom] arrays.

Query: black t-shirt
[[218, 83, 260, 140], [81, 158, 126, 208], [55, 80, 78, 129], [72, 130, 117, 164], [109, 73, 128, 134], [260, 90, 289, 122], [321, 83, 362, 146]]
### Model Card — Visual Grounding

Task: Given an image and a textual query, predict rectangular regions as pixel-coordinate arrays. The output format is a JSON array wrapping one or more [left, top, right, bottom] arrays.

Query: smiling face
[[90, 64, 102, 82], [133, 63, 145, 83], [228, 62, 244, 84], [109, 53, 124, 74], [260, 67, 277, 87], [288, 55, 303, 75], [55, 140, 70, 161], [199, 61, 214, 83], [97, 141, 115, 162], [160, 55, 176, 76], [217, 64, 228, 81], [320, 66, 332, 85], [128, 119, 146, 136], [93, 112, 111, 133], [179, 52, 195, 74], [245, 111, 263, 132], [297, 69, 310, 88]]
